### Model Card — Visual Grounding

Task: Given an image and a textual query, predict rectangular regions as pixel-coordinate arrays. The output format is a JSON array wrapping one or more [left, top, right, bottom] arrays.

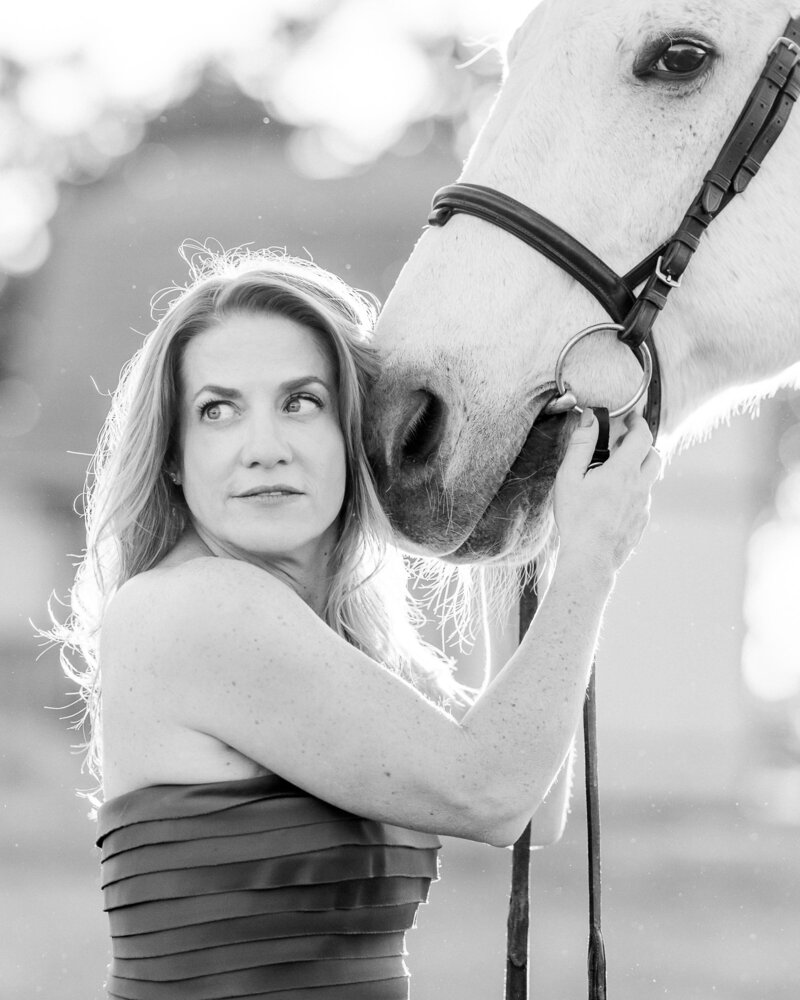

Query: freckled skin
[[99, 298, 658, 848]]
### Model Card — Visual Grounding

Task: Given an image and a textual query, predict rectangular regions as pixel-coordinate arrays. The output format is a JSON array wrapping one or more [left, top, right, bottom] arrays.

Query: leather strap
[[584, 407, 610, 1000], [428, 184, 637, 321], [427, 18, 800, 443], [428, 186, 664, 439], [589, 407, 611, 468], [508, 411, 611, 1000], [620, 23, 800, 350], [505, 578, 540, 1000], [584, 668, 606, 1000]]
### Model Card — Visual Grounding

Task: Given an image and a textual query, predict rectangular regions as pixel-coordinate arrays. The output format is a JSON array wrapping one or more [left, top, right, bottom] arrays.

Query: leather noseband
[[427, 19, 800, 443]]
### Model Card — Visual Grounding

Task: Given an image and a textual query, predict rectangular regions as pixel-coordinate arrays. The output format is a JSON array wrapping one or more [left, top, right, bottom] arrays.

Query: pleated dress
[[96, 773, 441, 1000]]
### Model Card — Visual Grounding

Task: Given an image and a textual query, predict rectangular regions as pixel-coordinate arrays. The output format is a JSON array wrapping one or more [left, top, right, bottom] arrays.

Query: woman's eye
[[285, 393, 322, 415], [199, 400, 235, 422]]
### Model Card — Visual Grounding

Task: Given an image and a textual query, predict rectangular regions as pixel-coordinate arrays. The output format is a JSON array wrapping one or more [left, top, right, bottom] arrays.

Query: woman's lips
[[235, 486, 304, 505], [236, 485, 302, 497]]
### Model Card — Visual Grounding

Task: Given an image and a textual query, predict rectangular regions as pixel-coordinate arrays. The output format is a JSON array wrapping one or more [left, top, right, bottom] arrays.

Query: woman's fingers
[[559, 407, 599, 478], [610, 413, 653, 465], [561, 412, 655, 483], [553, 410, 660, 572]]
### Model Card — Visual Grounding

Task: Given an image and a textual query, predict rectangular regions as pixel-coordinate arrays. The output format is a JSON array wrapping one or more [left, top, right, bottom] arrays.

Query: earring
[[168, 470, 180, 485]]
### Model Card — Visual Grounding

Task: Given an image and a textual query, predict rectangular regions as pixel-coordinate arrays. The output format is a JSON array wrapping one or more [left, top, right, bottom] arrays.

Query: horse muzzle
[[366, 377, 575, 562]]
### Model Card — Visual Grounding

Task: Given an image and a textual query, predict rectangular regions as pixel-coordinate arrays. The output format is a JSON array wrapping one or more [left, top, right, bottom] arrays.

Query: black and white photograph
[[2, 2, 799, 998]]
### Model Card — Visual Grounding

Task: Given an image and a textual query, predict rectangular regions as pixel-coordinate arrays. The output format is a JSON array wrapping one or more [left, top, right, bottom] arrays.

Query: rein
[[426, 21, 800, 1000]]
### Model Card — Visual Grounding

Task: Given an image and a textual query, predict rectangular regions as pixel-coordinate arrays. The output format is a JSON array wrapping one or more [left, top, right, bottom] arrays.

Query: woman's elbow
[[480, 811, 566, 849], [478, 794, 569, 849], [430, 769, 564, 847], [451, 797, 541, 848], [447, 818, 522, 849]]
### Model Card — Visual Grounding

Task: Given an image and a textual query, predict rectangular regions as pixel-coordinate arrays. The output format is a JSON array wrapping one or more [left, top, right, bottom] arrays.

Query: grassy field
[[4, 705, 799, 1000]]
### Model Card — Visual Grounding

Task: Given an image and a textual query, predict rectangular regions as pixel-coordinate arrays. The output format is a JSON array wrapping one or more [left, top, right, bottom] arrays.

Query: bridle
[[426, 21, 800, 1000], [428, 21, 800, 444]]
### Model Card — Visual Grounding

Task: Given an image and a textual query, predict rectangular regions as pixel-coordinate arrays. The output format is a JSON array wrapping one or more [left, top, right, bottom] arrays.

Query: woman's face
[[177, 311, 347, 570]]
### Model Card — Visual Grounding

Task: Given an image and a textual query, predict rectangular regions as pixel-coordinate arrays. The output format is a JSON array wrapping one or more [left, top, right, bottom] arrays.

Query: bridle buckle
[[769, 35, 800, 62], [655, 255, 682, 288]]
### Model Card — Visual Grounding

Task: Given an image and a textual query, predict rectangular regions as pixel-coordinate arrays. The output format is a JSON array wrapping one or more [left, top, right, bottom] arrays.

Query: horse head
[[367, 0, 800, 564]]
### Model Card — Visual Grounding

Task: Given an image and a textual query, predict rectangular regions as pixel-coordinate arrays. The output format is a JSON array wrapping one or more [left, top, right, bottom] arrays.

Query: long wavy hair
[[56, 244, 464, 785]]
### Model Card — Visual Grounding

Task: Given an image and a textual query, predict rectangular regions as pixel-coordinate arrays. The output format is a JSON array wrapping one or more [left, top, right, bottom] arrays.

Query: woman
[[60, 246, 660, 999]]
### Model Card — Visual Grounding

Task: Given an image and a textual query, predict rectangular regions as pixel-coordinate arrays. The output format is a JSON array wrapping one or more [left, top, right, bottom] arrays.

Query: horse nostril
[[400, 390, 445, 467]]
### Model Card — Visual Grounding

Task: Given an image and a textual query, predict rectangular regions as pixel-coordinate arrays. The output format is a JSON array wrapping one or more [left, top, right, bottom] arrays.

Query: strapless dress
[[96, 773, 441, 999]]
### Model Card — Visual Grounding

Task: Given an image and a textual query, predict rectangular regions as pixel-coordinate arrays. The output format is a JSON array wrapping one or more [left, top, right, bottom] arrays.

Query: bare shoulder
[[99, 556, 471, 831], [107, 555, 297, 607], [103, 556, 310, 651], [105, 555, 354, 724], [100, 556, 325, 705], [100, 558, 306, 793]]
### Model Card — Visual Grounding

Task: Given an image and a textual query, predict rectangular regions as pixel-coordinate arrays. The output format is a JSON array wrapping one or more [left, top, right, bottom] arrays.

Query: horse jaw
[[368, 0, 800, 562]]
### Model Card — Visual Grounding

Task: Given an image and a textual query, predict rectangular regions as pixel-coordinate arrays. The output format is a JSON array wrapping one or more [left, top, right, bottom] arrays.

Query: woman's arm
[[101, 413, 658, 846], [477, 610, 576, 848], [528, 742, 575, 847]]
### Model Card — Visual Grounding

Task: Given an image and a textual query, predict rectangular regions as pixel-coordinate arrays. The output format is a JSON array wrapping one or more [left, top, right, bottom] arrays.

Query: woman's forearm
[[528, 739, 576, 847], [457, 554, 614, 843]]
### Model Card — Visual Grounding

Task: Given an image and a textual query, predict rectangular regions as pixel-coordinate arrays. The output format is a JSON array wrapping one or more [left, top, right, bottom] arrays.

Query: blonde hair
[[57, 244, 463, 784]]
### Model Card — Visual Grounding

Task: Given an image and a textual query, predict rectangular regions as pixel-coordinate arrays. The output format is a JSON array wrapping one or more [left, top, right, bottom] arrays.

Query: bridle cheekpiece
[[427, 19, 800, 443]]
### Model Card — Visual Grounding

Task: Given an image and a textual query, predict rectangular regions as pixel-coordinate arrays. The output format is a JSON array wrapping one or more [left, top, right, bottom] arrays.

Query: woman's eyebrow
[[191, 377, 331, 402], [281, 376, 332, 392], [192, 384, 242, 402]]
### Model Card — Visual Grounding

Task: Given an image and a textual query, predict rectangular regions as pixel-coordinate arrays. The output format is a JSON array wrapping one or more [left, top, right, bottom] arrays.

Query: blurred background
[[1, 1, 799, 998]]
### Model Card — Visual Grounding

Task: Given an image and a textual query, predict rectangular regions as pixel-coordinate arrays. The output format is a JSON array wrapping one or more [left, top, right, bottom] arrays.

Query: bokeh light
[[0, 0, 535, 275]]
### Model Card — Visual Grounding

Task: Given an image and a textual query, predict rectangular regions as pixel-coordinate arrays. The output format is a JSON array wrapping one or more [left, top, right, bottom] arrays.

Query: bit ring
[[553, 322, 653, 418]]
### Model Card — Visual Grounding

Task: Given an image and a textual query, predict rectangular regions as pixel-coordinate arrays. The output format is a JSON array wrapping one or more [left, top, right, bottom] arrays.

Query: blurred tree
[[0, 0, 528, 277]]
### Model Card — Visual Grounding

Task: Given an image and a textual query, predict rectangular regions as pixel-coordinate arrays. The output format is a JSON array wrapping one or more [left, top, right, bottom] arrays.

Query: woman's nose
[[240, 414, 293, 467]]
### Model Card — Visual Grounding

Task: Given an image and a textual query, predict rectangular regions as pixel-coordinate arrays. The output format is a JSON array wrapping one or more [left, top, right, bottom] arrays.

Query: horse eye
[[634, 37, 715, 81], [656, 42, 710, 75]]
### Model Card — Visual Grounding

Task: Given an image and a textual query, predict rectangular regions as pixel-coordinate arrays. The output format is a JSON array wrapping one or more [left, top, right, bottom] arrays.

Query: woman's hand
[[553, 409, 661, 574]]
